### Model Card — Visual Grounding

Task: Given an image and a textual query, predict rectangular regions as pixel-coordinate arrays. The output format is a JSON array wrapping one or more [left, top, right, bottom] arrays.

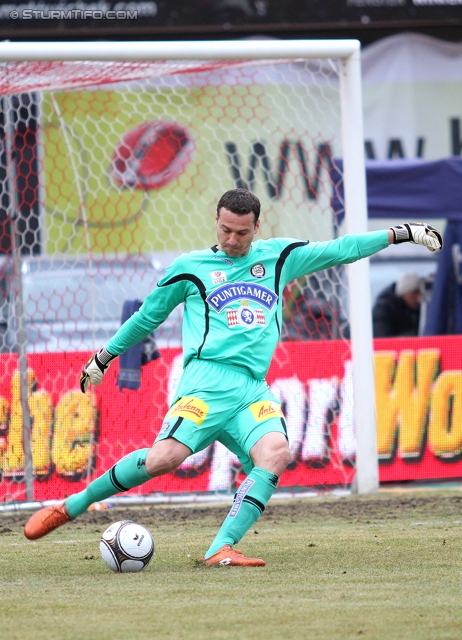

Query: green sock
[[204, 466, 278, 559], [65, 448, 152, 519]]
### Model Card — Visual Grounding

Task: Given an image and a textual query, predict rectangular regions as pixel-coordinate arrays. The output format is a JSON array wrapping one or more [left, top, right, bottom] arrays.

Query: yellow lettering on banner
[[30, 391, 53, 476], [375, 350, 440, 460], [249, 400, 284, 423], [52, 391, 96, 478], [169, 396, 209, 426], [3, 369, 53, 477], [3, 369, 35, 474], [0, 395, 9, 471], [428, 372, 462, 458]]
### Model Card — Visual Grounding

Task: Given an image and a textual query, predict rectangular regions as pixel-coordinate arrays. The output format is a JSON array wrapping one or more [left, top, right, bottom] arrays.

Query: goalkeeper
[[24, 189, 443, 566]]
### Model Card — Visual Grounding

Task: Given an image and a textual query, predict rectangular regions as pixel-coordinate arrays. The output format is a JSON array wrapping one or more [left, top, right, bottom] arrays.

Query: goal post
[[0, 38, 378, 504], [339, 52, 379, 494]]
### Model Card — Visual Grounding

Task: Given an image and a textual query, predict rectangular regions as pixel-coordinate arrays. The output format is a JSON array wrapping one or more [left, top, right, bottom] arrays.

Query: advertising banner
[[39, 33, 462, 259], [1, 335, 462, 503], [41, 78, 339, 256], [7, 32, 462, 260]]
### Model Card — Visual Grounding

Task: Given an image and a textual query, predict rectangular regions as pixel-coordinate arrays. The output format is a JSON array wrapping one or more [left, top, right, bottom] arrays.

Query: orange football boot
[[24, 502, 72, 540], [202, 544, 266, 567]]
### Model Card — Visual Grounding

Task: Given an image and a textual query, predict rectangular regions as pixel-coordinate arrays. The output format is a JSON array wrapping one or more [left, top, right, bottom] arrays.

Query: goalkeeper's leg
[[24, 440, 191, 540], [203, 432, 291, 566]]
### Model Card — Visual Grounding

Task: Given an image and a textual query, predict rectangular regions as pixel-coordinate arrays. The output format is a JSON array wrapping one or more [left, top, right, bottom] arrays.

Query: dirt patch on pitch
[[2, 491, 462, 535]]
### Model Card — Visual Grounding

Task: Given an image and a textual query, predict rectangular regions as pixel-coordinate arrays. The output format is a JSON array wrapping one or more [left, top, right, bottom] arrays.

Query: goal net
[[0, 40, 376, 507]]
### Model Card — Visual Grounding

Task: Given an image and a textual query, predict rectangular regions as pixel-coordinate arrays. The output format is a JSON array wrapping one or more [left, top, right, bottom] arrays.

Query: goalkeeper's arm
[[80, 258, 189, 393], [389, 222, 443, 252]]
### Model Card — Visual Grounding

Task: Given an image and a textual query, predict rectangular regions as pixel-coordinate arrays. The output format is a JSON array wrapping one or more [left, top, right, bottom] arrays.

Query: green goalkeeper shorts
[[155, 358, 288, 474]]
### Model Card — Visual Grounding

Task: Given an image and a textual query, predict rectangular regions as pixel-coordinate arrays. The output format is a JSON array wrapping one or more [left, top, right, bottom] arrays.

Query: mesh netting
[[0, 56, 356, 504]]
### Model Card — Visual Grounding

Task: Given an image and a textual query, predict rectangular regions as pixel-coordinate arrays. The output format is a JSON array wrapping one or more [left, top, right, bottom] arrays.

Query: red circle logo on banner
[[111, 121, 194, 190]]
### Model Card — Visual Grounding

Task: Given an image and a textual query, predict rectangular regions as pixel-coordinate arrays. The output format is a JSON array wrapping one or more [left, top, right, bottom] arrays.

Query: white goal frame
[[0, 38, 378, 495]]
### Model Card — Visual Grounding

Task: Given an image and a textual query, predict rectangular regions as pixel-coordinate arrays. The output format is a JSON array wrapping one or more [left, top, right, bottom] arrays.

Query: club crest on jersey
[[227, 303, 266, 328], [206, 281, 277, 312], [210, 270, 227, 284], [250, 263, 266, 278]]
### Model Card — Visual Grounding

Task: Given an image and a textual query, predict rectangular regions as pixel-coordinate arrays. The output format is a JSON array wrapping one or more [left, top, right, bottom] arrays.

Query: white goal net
[[0, 40, 376, 507]]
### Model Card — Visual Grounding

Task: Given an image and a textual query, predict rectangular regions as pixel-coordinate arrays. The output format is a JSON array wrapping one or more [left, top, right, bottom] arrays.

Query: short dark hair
[[216, 189, 261, 223]]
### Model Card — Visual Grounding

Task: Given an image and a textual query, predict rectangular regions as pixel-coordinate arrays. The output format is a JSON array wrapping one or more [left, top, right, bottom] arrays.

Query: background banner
[[39, 33, 462, 260], [2, 335, 462, 502], [362, 33, 462, 162], [42, 77, 339, 255]]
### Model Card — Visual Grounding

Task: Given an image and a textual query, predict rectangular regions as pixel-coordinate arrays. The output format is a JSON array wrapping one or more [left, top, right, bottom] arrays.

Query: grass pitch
[[1, 489, 461, 640]]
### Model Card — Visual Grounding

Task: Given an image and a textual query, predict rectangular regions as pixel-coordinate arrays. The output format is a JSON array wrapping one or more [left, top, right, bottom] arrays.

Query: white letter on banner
[[337, 360, 356, 460], [270, 377, 305, 457], [167, 353, 184, 405], [301, 378, 337, 460], [208, 441, 240, 491]]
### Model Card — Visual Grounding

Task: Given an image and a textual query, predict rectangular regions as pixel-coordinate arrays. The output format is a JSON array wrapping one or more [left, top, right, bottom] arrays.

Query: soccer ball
[[100, 520, 154, 573]]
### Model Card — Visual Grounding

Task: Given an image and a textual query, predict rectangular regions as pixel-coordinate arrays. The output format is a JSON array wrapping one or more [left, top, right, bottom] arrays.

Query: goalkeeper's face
[[216, 208, 260, 257]]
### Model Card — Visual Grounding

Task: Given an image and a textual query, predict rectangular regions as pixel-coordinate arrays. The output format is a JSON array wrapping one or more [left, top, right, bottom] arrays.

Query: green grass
[[1, 490, 462, 640]]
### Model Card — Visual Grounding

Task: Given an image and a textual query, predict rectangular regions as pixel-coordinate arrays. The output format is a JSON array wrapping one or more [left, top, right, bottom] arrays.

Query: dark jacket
[[372, 283, 420, 338], [117, 300, 161, 391]]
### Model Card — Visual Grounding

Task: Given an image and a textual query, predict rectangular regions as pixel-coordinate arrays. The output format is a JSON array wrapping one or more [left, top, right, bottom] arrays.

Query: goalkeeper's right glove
[[80, 347, 117, 393], [390, 222, 443, 252]]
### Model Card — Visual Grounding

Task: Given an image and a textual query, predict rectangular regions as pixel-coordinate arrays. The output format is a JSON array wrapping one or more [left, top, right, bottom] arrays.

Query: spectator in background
[[373, 272, 422, 338]]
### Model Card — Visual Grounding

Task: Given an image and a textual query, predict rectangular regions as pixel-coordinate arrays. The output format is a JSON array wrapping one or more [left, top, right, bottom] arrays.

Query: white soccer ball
[[100, 520, 154, 573]]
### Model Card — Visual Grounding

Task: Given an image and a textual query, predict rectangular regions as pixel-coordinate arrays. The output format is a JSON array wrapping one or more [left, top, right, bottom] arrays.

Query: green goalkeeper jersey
[[107, 230, 389, 379]]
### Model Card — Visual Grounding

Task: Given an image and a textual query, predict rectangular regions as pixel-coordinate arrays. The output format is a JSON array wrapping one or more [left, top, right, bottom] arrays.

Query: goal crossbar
[[0, 39, 360, 62]]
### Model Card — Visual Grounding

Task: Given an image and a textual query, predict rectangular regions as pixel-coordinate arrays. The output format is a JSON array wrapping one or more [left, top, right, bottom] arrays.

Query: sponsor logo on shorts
[[210, 270, 227, 284], [228, 478, 255, 518], [159, 421, 170, 435], [169, 396, 209, 425], [206, 282, 277, 313], [250, 263, 266, 278], [249, 400, 284, 422]]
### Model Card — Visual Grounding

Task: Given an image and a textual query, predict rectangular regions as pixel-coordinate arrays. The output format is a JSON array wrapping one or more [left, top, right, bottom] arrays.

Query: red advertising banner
[[1, 335, 462, 503]]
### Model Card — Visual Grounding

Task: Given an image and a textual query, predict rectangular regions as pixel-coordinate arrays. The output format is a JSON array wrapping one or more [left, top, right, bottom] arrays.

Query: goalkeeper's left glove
[[80, 347, 117, 393], [390, 222, 443, 252]]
